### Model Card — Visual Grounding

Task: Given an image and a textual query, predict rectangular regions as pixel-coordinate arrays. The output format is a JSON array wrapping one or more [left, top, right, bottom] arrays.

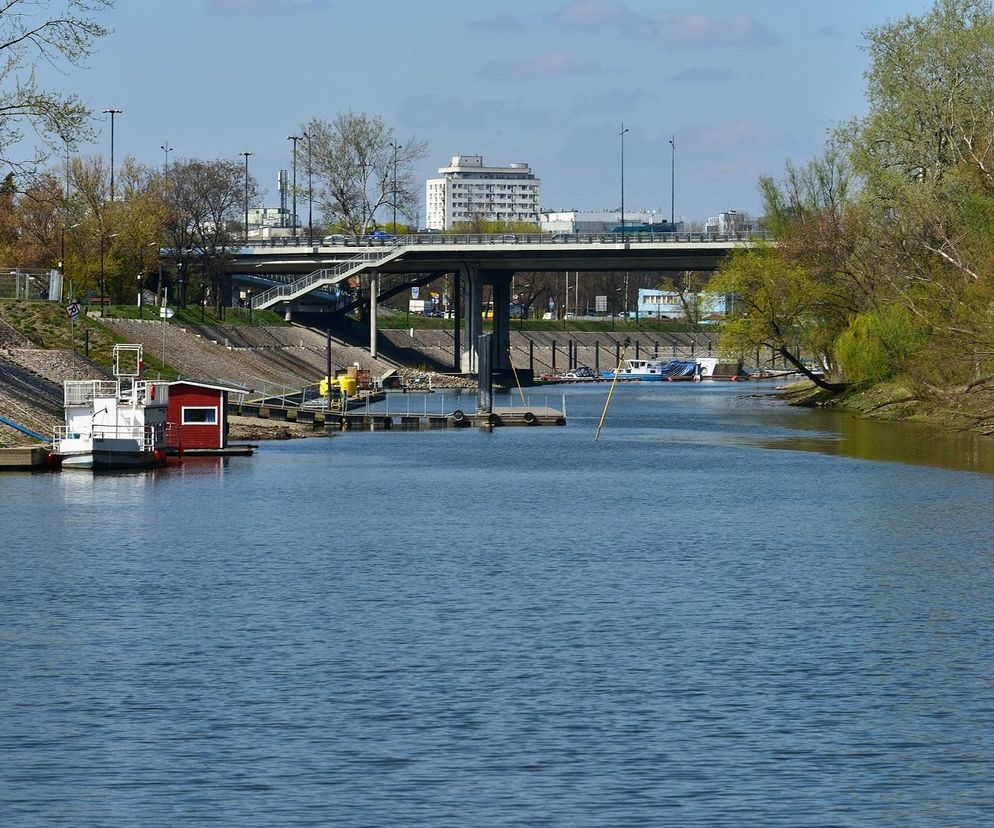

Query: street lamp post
[[389, 141, 402, 233], [303, 132, 313, 242], [620, 123, 629, 245], [102, 109, 122, 201], [161, 141, 173, 171], [287, 135, 301, 240], [669, 135, 675, 228], [99, 231, 119, 317], [240, 151, 254, 243]]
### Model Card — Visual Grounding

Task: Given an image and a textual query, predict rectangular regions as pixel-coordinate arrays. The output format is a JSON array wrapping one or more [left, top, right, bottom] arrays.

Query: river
[[2, 382, 993, 826]]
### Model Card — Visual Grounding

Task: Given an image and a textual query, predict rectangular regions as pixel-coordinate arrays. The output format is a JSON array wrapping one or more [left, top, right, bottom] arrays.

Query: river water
[[3, 382, 994, 826]]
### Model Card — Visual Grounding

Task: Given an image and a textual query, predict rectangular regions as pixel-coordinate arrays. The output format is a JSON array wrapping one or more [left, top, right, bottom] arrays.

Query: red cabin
[[167, 381, 240, 451]]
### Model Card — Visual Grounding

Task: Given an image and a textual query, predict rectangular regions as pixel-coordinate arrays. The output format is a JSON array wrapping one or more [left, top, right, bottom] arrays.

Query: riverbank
[[779, 377, 994, 435]]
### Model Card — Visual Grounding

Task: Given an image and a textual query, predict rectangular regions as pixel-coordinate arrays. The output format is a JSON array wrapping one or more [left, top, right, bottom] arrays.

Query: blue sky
[[38, 0, 933, 224]]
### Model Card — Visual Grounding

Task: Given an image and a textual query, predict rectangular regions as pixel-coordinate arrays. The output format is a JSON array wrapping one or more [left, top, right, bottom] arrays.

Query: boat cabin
[[167, 381, 242, 451]]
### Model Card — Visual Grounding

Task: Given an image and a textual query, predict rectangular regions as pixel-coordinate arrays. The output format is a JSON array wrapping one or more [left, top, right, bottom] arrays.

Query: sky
[[31, 0, 935, 225]]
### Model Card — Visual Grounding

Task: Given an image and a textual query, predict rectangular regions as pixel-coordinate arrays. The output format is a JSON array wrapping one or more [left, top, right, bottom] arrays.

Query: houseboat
[[52, 344, 175, 469]]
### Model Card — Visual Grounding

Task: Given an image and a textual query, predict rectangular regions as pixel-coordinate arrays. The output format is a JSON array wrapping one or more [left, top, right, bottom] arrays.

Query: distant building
[[248, 207, 294, 228], [541, 210, 681, 234], [704, 211, 760, 235], [636, 288, 734, 321], [426, 155, 541, 230]]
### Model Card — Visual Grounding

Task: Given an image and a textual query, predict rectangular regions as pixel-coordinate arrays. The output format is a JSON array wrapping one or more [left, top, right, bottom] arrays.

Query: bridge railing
[[238, 231, 773, 250]]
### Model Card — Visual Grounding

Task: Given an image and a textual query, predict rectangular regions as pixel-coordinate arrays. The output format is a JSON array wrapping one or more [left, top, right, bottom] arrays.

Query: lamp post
[[247, 288, 253, 325], [240, 151, 254, 243], [668, 135, 675, 228], [287, 135, 301, 240], [161, 142, 173, 172], [303, 132, 313, 242], [102, 109, 122, 201], [99, 231, 119, 317], [620, 123, 629, 245], [389, 141, 402, 233]]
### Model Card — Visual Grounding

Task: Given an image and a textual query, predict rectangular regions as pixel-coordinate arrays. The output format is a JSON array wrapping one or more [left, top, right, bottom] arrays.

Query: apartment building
[[426, 155, 541, 230]]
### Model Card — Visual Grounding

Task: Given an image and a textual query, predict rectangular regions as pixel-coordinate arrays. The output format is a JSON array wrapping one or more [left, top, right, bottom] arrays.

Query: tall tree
[[302, 113, 428, 235], [0, 1, 112, 177], [165, 158, 257, 314]]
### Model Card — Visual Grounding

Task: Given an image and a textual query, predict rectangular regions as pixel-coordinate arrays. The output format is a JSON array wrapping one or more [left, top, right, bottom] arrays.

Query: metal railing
[[64, 380, 119, 405], [250, 244, 406, 309], [238, 230, 772, 250], [54, 422, 157, 451]]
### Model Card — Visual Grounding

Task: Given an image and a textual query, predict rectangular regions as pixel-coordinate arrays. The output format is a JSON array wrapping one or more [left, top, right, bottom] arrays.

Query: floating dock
[[232, 399, 565, 432], [0, 446, 51, 470]]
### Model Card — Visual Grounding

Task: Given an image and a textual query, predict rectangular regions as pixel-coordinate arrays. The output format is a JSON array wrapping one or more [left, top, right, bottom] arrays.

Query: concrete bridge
[[244, 232, 768, 375]]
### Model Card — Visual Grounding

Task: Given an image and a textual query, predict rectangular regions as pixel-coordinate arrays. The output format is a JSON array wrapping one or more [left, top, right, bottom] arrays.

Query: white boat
[[599, 356, 746, 381], [52, 344, 175, 470], [600, 358, 701, 381]]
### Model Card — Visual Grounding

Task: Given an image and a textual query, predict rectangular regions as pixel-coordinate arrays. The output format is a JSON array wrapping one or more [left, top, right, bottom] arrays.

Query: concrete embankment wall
[[104, 320, 399, 392], [380, 330, 772, 375]]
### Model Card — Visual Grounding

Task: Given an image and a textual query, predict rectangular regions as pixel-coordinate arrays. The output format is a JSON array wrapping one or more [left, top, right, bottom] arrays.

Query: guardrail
[[238, 231, 773, 250]]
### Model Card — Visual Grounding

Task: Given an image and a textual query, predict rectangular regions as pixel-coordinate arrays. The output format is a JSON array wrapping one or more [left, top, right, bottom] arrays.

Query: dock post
[[369, 271, 378, 359], [477, 333, 493, 414], [595, 340, 600, 374], [635, 340, 640, 359], [551, 342, 557, 373], [529, 339, 534, 373], [326, 327, 333, 408], [615, 340, 621, 365]]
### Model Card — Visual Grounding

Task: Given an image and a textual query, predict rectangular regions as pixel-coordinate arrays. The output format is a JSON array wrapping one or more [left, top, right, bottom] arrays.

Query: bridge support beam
[[489, 272, 512, 373], [460, 265, 482, 373], [369, 270, 378, 359], [459, 266, 515, 377]]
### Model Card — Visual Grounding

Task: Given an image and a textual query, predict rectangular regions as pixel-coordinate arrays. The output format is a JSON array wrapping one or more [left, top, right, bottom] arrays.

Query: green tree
[[710, 244, 841, 389]]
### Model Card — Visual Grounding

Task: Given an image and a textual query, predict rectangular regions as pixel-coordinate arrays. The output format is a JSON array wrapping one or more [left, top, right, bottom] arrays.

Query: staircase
[[251, 244, 407, 310]]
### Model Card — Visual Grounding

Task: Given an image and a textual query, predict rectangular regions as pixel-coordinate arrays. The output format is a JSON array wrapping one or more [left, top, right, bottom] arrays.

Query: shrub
[[835, 306, 924, 387]]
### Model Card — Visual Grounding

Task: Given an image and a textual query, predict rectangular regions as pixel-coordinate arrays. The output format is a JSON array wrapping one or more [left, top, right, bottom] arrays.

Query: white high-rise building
[[426, 155, 541, 230]]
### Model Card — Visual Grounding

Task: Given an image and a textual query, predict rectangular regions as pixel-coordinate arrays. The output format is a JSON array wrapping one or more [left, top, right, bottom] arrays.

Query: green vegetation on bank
[[710, 0, 994, 426], [0, 299, 284, 379]]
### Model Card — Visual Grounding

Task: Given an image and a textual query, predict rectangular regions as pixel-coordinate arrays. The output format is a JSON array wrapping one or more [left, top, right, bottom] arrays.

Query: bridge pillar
[[369, 270, 378, 359], [489, 272, 512, 372], [460, 265, 482, 373]]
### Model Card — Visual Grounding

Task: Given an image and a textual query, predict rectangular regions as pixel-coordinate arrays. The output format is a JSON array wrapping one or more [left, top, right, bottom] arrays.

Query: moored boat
[[52, 345, 176, 470], [600, 358, 700, 381]]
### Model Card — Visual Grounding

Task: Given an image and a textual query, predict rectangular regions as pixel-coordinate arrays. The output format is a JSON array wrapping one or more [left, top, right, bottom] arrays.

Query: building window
[[182, 406, 218, 425]]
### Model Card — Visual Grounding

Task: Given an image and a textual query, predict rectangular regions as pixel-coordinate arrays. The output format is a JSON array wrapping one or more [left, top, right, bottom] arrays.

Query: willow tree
[[847, 0, 994, 389]]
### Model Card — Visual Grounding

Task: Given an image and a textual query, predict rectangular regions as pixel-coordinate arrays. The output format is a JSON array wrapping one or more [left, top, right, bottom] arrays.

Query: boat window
[[182, 406, 218, 425]]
